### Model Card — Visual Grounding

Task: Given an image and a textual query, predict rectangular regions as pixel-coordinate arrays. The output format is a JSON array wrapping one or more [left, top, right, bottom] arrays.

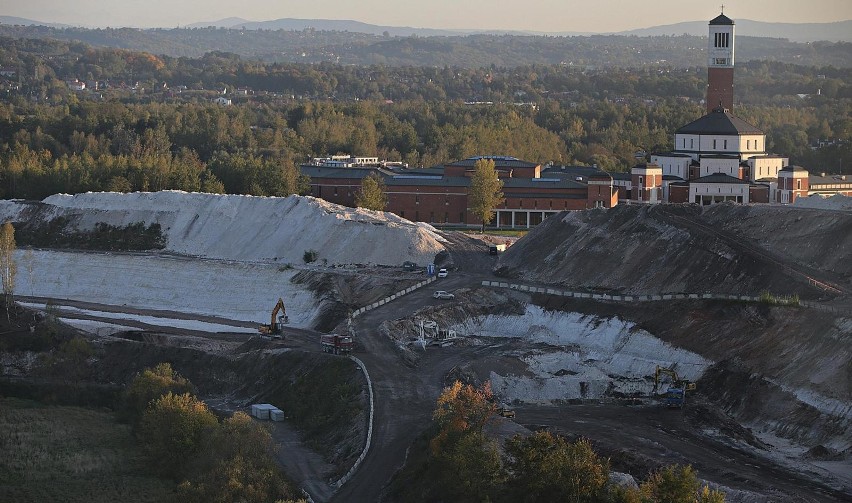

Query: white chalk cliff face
[[2, 191, 448, 329], [1, 191, 447, 266], [450, 305, 711, 403]]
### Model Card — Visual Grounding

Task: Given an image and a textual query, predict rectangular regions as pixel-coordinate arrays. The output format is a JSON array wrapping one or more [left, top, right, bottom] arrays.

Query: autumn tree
[[0, 221, 17, 319], [355, 172, 388, 211], [640, 464, 726, 503], [430, 381, 502, 500], [505, 432, 610, 502], [121, 362, 195, 427], [178, 411, 302, 503], [138, 392, 218, 478], [468, 158, 504, 232]]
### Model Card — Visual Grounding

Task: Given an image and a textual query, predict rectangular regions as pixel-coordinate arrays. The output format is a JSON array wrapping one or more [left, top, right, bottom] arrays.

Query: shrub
[[303, 249, 319, 263]]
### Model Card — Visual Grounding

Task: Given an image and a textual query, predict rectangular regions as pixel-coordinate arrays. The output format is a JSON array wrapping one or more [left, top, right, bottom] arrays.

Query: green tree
[[468, 158, 504, 231], [355, 172, 388, 211], [121, 362, 195, 427], [0, 221, 17, 319], [138, 392, 218, 479]]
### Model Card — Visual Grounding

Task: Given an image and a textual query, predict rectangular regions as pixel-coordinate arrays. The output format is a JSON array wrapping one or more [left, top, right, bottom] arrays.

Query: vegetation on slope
[[0, 397, 176, 503]]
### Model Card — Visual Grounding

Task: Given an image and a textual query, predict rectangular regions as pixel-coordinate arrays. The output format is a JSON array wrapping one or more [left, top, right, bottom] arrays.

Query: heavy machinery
[[321, 334, 353, 355], [653, 365, 696, 408], [259, 298, 288, 337]]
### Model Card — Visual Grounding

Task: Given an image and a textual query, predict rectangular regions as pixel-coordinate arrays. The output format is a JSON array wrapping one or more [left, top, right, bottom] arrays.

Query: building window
[[747, 139, 751, 149], [797, 179, 802, 190], [334, 187, 338, 196], [598, 186, 602, 195], [713, 139, 717, 149], [682, 138, 686, 148], [519, 200, 523, 208], [460, 212, 464, 222], [724, 139, 728, 149], [690, 138, 694, 149], [639, 176, 644, 185], [444, 212, 449, 222], [415, 194, 419, 204]]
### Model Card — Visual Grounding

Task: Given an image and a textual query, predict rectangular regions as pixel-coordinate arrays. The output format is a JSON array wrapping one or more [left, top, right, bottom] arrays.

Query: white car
[[437, 268, 448, 278], [433, 290, 455, 300]]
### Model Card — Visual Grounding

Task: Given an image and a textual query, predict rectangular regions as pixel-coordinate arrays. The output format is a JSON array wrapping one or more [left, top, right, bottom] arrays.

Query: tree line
[[0, 97, 848, 201]]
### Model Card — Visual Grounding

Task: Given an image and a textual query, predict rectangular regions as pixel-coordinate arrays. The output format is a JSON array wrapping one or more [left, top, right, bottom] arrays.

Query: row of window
[[713, 32, 731, 48], [679, 138, 760, 150]]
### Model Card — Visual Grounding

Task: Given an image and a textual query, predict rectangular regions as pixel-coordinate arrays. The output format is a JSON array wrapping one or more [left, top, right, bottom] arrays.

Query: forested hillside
[[0, 24, 850, 68], [0, 37, 848, 200]]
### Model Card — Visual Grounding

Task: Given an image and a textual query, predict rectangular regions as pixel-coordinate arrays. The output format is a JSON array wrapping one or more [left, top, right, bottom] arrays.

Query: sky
[[1, 0, 851, 31]]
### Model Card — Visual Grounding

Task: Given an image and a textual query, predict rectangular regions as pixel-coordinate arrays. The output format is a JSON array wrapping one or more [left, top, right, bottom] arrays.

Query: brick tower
[[706, 11, 735, 113]]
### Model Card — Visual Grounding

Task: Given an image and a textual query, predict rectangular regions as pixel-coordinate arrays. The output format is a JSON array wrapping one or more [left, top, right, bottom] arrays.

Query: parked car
[[497, 407, 515, 418], [437, 268, 448, 278], [433, 290, 455, 300], [402, 261, 419, 272]]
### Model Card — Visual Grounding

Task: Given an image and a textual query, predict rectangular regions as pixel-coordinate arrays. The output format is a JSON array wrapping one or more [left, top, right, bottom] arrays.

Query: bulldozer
[[259, 298, 289, 337], [653, 365, 696, 408]]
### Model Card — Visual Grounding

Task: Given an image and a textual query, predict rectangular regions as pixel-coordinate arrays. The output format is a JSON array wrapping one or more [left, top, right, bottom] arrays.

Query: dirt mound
[[497, 204, 851, 297]]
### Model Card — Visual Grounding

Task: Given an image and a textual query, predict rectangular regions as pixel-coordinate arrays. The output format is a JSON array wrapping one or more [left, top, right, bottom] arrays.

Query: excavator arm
[[259, 298, 289, 336]]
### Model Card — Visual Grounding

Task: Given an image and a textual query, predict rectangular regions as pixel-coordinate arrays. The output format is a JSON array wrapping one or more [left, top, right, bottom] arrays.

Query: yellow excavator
[[259, 298, 289, 337], [653, 365, 696, 408]]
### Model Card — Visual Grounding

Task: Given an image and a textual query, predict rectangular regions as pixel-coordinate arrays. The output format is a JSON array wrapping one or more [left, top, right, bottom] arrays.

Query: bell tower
[[706, 9, 735, 113]]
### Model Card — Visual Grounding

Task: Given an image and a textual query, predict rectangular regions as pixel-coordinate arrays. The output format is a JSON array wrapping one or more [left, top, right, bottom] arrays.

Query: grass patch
[[0, 397, 176, 503], [464, 229, 528, 238], [758, 291, 800, 306]]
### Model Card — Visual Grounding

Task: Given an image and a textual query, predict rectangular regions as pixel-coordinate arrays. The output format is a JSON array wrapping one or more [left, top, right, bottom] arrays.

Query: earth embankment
[[497, 203, 851, 298]]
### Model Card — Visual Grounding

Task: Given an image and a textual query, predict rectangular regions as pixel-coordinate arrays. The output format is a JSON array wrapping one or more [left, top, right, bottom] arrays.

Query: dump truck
[[321, 334, 353, 355]]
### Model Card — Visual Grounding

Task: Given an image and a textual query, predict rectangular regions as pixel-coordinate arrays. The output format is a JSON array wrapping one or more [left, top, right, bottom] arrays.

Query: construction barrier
[[335, 356, 374, 488]]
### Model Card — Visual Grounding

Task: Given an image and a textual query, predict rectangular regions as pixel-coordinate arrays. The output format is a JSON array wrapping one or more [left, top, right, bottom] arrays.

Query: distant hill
[[0, 15, 69, 28], [171, 16, 852, 42], [189, 17, 464, 37], [620, 19, 852, 43], [186, 17, 252, 29], [3, 14, 849, 42]]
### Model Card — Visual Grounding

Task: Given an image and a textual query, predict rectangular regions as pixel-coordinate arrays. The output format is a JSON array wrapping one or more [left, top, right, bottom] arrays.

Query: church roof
[[709, 13, 734, 25], [676, 107, 763, 136]]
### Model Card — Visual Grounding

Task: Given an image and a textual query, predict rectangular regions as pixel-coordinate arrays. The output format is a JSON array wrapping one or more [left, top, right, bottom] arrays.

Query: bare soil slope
[[497, 204, 851, 298]]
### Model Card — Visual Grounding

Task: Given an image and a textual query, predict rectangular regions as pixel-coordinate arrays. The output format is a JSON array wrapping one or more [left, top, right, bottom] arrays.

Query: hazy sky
[[2, 0, 851, 31]]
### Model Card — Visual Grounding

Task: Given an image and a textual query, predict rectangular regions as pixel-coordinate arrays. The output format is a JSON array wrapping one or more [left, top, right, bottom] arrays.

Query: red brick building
[[301, 157, 615, 229]]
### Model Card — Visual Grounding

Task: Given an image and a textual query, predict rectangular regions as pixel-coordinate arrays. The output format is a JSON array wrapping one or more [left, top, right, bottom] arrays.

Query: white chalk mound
[[30, 191, 446, 266]]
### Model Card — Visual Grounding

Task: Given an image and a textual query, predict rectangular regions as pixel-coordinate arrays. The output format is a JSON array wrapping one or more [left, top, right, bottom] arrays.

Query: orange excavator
[[653, 365, 696, 408], [259, 298, 289, 337]]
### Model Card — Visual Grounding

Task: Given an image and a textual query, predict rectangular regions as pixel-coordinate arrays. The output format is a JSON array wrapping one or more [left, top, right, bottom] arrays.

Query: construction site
[[0, 191, 850, 502]]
